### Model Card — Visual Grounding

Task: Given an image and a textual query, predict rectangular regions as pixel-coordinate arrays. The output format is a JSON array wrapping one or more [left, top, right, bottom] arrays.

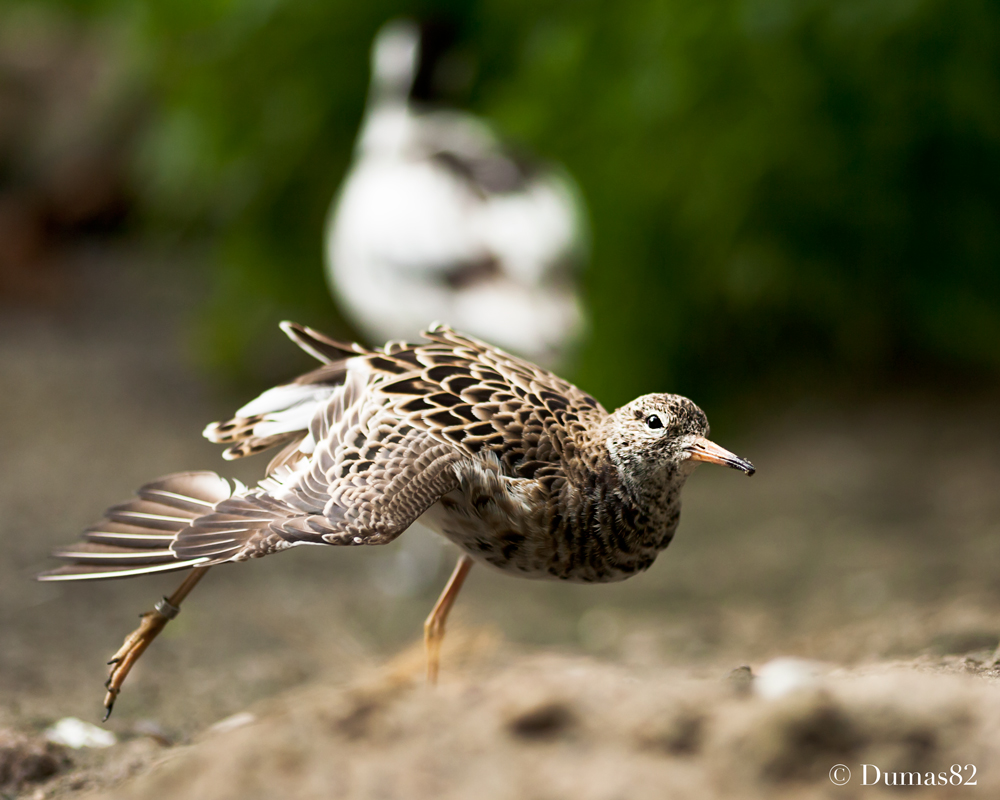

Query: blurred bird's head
[[371, 19, 420, 97]]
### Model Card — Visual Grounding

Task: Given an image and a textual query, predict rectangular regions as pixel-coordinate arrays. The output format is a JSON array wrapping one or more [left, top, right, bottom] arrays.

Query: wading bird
[[40, 322, 754, 719]]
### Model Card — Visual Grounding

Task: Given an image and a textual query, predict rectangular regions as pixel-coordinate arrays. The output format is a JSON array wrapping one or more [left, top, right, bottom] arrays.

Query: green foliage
[[41, 0, 1000, 405]]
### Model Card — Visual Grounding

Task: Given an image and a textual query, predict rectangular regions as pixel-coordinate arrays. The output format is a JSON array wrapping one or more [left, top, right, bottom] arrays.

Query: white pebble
[[209, 711, 256, 733], [754, 657, 827, 700], [44, 717, 117, 749]]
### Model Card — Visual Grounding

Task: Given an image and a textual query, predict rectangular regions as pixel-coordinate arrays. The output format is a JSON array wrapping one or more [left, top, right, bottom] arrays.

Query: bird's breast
[[417, 479, 671, 584]]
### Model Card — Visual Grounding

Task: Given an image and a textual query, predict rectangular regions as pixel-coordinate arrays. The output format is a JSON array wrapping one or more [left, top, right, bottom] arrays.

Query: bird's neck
[[618, 464, 686, 544], [595, 426, 693, 549], [357, 102, 414, 157]]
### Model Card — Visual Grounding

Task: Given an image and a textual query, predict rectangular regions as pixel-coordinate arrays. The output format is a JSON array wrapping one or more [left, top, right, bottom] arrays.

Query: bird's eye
[[645, 414, 664, 430]]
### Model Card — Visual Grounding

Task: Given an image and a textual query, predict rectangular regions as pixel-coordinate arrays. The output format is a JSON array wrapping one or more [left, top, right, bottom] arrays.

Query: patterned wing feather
[[172, 362, 464, 561], [38, 472, 233, 581], [369, 324, 606, 480]]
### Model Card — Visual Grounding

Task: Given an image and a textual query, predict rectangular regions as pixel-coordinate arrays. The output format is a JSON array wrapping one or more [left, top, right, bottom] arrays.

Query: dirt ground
[[2, 244, 1000, 798]]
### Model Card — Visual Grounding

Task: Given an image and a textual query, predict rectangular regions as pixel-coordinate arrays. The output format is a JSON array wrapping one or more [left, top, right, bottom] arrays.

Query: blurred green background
[[3, 0, 999, 412]]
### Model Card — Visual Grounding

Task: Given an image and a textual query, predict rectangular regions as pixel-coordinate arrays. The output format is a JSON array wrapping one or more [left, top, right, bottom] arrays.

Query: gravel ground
[[2, 243, 999, 798]]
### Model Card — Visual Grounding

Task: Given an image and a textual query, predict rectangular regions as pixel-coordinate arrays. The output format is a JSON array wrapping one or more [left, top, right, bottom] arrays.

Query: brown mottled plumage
[[39, 322, 754, 714]]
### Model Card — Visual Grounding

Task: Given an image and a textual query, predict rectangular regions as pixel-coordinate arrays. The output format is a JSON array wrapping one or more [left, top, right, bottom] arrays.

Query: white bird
[[325, 19, 588, 367]]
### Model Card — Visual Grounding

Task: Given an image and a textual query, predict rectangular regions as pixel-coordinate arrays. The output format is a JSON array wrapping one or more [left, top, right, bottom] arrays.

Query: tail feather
[[202, 415, 263, 445], [203, 384, 334, 462], [216, 432, 301, 461], [201, 321, 366, 463]]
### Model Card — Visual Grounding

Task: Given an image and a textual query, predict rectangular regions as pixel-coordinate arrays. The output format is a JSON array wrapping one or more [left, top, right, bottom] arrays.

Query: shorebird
[[326, 18, 587, 365], [39, 322, 754, 719]]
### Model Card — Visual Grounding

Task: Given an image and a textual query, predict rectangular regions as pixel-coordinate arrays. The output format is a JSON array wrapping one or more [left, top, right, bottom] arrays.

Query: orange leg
[[423, 555, 474, 684], [103, 566, 210, 720]]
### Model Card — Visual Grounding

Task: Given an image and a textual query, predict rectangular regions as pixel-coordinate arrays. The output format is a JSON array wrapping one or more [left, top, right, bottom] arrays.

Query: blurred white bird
[[326, 18, 588, 367]]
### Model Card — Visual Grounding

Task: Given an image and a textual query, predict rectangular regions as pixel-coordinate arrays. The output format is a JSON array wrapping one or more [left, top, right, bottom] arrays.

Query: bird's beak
[[684, 436, 755, 476]]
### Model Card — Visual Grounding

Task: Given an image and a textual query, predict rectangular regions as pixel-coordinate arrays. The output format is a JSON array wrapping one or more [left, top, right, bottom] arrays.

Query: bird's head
[[371, 19, 420, 98], [605, 394, 755, 491]]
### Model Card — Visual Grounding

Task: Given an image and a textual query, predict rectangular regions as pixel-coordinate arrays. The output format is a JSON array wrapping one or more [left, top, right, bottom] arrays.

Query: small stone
[[506, 701, 576, 740], [727, 665, 753, 696], [208, 712, 256, 734], [754, 658, 826, 700], [44, 718, 116, 749]]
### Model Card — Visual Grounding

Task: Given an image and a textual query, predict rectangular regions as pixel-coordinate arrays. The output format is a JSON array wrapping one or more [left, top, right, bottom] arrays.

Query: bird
[[39, 321, 754, 718], [325, 18, 588, 366]]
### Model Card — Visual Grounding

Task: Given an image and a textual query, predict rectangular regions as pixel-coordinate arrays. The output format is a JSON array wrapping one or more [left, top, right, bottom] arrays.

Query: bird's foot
[[103, 598, 178, 721]]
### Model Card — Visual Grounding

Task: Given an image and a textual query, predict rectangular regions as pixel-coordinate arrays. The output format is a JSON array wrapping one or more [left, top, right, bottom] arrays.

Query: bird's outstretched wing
[[38, 472, 236, 580], [39, 322, 606, 580], [209, 321, 607, 479], [174, 362, 466, 559], [39, 379, 466, 580]]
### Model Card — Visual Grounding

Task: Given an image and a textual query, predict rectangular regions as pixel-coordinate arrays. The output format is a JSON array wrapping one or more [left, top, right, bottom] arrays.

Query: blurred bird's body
[[326, 19, 587, 366], [40, 322, 753, 715]]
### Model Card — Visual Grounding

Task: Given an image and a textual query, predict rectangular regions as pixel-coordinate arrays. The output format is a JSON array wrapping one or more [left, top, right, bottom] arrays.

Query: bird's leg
[[423, 554, 474, 684], [103, 566, 211, 720]]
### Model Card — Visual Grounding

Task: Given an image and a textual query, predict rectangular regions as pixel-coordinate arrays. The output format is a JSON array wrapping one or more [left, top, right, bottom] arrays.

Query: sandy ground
[[2, 244, 1000, 798]]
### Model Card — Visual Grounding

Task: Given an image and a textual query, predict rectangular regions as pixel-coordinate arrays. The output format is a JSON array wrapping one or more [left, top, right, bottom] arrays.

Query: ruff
[[39, 322, 754, 714]]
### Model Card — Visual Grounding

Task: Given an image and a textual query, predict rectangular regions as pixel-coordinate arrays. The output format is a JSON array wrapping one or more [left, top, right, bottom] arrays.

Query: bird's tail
[[37, 471, 239, 582], [202, 321, 364, 471]]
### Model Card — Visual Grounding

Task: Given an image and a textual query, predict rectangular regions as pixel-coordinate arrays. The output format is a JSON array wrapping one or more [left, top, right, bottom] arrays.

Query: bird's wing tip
[[425, 320, 453, 335], [36, 558, 212, 582]]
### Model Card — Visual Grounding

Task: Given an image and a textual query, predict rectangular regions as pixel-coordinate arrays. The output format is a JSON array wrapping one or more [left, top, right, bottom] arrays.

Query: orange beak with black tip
[[684, 436, 755, 476]]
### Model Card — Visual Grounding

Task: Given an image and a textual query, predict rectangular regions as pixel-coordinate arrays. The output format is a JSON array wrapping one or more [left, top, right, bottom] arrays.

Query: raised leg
[[423, 554, 474, 684], [103, 566, 211, 720]]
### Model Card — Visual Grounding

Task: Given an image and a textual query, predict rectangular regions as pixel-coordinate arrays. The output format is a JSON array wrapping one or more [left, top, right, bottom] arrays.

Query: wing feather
[[39, 472, 232, 581], [42, 322, 607, 582]]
